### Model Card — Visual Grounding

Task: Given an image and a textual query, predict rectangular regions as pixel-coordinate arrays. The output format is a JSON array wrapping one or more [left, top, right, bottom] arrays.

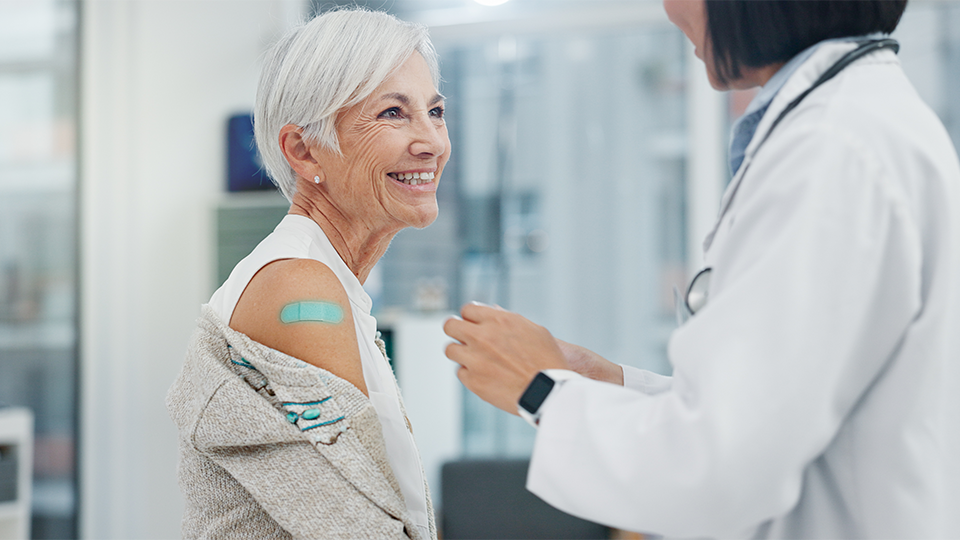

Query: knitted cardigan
[[166, 306, 436, 539]]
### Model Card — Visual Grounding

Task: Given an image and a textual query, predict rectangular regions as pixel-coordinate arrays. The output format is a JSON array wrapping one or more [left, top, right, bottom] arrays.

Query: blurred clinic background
[[0, 0, 958, 538]]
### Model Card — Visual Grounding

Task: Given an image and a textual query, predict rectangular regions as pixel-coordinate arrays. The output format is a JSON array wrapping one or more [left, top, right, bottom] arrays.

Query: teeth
[[391, 171, 435, 185]]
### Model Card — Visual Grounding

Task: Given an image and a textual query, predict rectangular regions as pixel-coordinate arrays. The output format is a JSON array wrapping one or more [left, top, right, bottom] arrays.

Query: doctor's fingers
[[459, 301, 509, 323], [444, 336, 503, 373], [445, 340, 474, 367], [445, 314, 521, 363], [444, 312, 518, 350], [452, 350, 527, 415], [443, 315, 477, 346]]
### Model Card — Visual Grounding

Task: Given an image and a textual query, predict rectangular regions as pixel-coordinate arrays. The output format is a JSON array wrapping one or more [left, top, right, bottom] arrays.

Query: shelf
[[0, 2, 77, 67], [0, 409, 31, 539], [0, 321, 74, 350], [0, 160, 74, 194], [218, 190, 287, 209], [0, 502, 28, 540], [31, 479, 73, 517], [0, 501, 25, 520]]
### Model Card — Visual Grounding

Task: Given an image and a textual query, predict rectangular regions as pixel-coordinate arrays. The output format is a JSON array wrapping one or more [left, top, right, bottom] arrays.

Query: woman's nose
[[409, 115, 447, 157]]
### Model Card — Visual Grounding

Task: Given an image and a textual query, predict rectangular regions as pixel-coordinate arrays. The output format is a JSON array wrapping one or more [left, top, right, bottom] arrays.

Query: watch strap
[[517, 369, 581, 427]]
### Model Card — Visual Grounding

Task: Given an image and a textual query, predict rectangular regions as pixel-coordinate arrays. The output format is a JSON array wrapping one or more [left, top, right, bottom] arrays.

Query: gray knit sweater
[[166, 306, 436, 539]]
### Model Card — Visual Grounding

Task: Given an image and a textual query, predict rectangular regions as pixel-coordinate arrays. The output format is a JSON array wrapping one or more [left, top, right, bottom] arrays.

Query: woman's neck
[[730, 62, 785, 90], [288, 190, 399, 285]]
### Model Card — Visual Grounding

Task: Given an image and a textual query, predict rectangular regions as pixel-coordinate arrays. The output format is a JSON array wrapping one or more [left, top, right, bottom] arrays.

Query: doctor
[[444, 0, 960, 538]]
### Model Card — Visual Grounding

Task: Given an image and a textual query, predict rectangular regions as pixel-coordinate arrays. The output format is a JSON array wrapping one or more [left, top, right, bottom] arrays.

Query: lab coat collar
[[703, 39, 897, 254], [727, 37, 821, 176]]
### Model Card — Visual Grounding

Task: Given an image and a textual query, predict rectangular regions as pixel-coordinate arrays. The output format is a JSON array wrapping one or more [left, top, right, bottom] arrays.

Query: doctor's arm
[[521, 128, 919, 537], [555, 338, 625, 386], [443, 305, 634, 415], [556, 338, 672, 393]]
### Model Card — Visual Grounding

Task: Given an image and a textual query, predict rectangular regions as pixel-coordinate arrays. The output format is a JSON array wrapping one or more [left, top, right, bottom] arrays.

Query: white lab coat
[[527, 41, 960, 539]]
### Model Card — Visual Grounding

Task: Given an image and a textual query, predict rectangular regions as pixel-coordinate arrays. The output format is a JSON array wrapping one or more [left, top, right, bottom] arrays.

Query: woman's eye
[[379, 107, 402, 119], [429, 106, 445, 119]]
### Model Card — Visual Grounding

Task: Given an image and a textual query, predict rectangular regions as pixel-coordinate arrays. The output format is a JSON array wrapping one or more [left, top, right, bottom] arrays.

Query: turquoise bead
[[302, 408, 321, 420], [286, 411, 299, 423]]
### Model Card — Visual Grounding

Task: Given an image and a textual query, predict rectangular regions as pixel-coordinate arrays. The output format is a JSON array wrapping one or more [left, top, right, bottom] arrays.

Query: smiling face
[[310, 52, 451, 232]]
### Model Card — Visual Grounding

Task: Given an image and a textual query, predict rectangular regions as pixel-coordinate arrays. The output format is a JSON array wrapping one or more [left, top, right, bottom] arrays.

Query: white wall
[[390, 313, 462, 508], [80, 1, 302, 537]]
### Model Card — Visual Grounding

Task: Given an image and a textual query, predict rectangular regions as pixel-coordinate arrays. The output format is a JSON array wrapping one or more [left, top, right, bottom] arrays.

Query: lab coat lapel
[[703, 160, 750, 253], [702, 41, 866, 254]]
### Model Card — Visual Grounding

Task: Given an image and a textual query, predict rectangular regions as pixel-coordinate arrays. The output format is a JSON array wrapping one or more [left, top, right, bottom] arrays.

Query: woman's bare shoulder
[[230, 258, 367, 395]]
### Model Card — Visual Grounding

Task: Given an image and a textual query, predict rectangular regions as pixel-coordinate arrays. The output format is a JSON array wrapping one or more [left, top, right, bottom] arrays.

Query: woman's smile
[[388, 170, 437, 187]]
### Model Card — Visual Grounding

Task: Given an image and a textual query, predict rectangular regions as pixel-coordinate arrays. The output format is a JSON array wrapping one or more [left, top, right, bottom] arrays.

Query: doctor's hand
[[444, 302, 569, 414], [555, 339, 624, 386]]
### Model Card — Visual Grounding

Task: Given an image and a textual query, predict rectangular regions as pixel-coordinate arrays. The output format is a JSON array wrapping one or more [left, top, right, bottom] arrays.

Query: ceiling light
[[473, 0, 511, 6]]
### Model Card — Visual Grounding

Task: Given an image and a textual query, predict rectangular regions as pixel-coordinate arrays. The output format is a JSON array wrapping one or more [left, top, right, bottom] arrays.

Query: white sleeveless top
[[208, 214, 430, 536]]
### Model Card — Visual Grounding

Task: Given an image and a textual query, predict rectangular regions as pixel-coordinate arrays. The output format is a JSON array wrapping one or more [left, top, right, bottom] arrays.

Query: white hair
[[254, 8, 440, 201]]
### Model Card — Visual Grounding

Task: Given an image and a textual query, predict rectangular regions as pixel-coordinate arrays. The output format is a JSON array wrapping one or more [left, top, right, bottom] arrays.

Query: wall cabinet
[[0, 408, 33, 540]]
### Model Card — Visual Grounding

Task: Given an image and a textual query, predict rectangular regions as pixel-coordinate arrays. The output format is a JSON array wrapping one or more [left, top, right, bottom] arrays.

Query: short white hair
[[254, 8, 440, 201]]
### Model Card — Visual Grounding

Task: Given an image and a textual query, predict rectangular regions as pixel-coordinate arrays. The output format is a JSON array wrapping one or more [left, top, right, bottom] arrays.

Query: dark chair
[[441, 458, 610, 539]]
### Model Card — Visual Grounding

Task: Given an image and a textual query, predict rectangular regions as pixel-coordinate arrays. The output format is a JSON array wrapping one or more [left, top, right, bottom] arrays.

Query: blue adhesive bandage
[[280, 301, 344, 324]]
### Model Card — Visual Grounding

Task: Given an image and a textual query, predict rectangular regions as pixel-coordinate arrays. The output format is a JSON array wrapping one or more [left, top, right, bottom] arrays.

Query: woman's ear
[[278, 124, 323, 182]]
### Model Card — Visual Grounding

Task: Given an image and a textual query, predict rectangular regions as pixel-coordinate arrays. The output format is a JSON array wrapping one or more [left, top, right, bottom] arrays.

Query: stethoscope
[[680, 38, 900, 321]]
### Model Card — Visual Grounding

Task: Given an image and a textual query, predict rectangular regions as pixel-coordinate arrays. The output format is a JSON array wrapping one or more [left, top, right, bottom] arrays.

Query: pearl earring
[[313, 175, 320, 184]]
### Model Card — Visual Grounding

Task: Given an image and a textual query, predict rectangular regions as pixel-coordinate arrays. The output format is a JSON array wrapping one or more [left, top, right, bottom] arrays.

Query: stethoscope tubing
[[685, 38, 900, 317], [756, 38, 900, 151]]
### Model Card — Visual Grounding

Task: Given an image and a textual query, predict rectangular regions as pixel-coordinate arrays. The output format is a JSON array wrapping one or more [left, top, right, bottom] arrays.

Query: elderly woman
[[167, 9, 448, 539]]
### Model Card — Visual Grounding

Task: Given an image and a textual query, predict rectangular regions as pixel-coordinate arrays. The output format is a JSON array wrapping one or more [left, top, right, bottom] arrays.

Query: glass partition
[[445, 26, 686, 456], [894, 1, 960, 151], [302, 0, 689, 462], [324, 0, 960, 467], [0, 0, 78, 537]]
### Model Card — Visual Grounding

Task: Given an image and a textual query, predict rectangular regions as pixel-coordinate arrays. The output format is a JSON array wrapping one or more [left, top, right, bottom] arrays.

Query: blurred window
[[325, 0, 960, 461], [445, 26, 687, 457], [0, 0, 78, 537]]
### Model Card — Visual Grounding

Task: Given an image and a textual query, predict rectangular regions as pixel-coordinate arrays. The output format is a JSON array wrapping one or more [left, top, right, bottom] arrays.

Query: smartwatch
[[517, 369, 580, 427]]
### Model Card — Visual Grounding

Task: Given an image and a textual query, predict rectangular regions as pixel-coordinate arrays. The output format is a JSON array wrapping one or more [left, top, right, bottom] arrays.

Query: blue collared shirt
[[728, 35, 880, 177]]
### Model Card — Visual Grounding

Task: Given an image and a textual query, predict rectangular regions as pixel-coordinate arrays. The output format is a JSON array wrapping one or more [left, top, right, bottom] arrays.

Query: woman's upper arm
[[229, 258, 367, 396]]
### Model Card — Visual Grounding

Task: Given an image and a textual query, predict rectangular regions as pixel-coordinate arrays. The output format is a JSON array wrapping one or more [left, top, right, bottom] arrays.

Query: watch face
[[519, 372, 555, 414]]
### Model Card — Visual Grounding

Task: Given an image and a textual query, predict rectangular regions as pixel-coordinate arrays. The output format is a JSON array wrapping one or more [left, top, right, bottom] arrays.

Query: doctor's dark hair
[[705, 0, 908, 85]]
